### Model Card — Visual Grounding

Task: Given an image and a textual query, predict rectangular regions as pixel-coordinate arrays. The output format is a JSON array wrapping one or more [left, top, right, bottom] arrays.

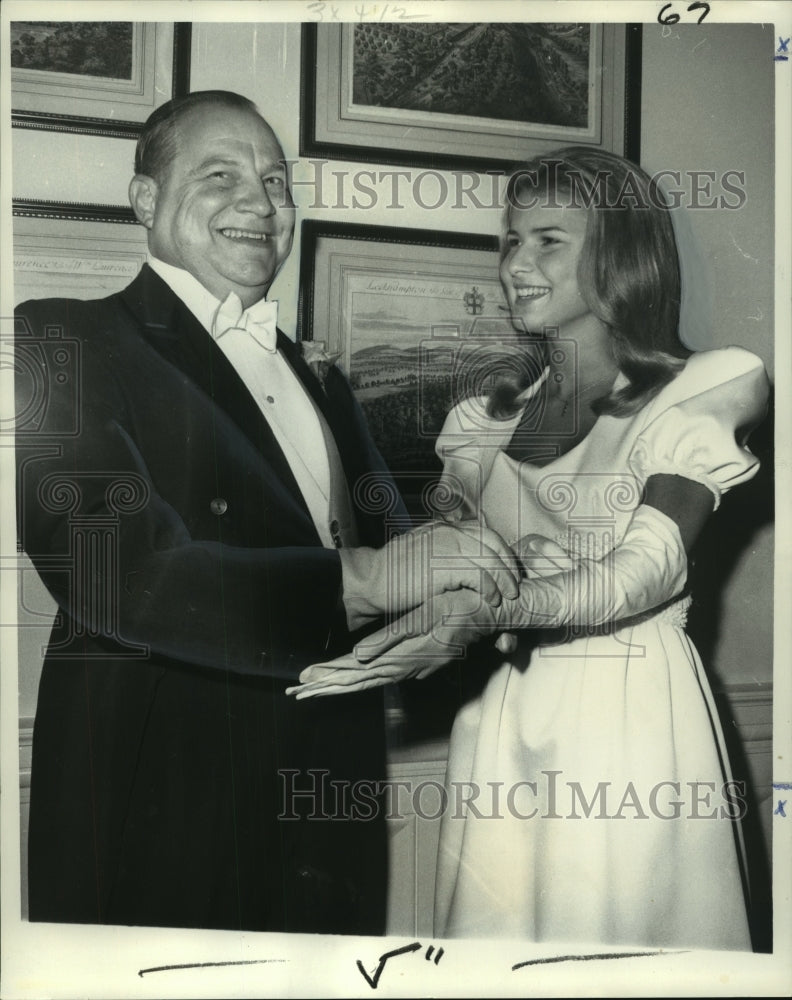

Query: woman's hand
[[288, 536, 577, 699], [289, 503, 691, 699], [287, 588, 504, 698], [516, 533, 579, 576]]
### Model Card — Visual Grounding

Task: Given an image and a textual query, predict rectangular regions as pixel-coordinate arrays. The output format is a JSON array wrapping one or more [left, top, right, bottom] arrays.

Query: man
[[15, 91, 516, 934]]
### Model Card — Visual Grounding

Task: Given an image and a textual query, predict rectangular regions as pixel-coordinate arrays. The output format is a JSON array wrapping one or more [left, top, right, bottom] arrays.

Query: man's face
[[143, 104, 295, 306]]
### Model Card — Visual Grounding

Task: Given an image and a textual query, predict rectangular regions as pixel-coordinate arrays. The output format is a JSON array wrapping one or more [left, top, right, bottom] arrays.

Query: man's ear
[[129, 175, 159, 228]]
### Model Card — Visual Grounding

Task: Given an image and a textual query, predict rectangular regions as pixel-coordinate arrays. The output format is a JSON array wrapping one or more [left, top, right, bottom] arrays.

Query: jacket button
[[210, 498, 228, 516], [330, 519, 342, 547]]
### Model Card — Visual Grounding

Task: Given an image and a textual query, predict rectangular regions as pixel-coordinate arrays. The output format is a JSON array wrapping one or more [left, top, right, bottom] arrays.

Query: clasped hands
[[287, 523, 572, 699]]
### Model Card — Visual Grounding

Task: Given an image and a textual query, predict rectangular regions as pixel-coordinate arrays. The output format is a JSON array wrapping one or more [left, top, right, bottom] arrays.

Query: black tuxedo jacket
[[15, 264, 406, 933]]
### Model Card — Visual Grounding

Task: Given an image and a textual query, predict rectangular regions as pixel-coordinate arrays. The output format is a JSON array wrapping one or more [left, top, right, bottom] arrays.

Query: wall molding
[[18, 683, 774, 787], [712, 682, 773, 794]]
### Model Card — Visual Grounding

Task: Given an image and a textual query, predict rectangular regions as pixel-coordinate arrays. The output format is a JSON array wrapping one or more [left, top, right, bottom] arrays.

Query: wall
[[12, 20, 776, 723], [640, 23, 775, 687]]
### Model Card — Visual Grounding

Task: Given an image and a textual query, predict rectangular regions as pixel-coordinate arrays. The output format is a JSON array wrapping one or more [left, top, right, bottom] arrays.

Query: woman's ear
[[128, 175, 158, 229]]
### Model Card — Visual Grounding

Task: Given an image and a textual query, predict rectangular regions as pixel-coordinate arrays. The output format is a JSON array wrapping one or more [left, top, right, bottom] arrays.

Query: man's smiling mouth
[[219, 228, 270, 242]]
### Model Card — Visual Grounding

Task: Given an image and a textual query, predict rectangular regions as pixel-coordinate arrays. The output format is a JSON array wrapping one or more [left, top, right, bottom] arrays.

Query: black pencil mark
[[138, 958, 287, 978], [687, 1, 712, 24], [657, 1, 711, 25], [512, 949, 686, 971], [356, 941, 423, 989]]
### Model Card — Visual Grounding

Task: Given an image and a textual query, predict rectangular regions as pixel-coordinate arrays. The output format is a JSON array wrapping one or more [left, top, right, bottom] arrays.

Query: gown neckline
[[504, 367, 626, 469]]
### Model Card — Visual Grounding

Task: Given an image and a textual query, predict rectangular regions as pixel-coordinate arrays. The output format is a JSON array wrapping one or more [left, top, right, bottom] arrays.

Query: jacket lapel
[[279, 335, 405, 546], [276, 335, 361, 482], [119, 265, 310, 515]]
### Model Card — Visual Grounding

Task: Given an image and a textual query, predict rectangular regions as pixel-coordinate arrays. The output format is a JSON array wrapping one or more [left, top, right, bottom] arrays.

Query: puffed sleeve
[[433, 396, 515, 520], [435, 369, 552, 520], [628, 347, 769, 510]]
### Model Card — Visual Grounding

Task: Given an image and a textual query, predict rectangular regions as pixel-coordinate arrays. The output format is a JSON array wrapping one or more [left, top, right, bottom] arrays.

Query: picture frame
[[11, 22, 192, 139], [12, 200, 146, 304], [298, 219, 520, 508], [301, 22, 642, 171]]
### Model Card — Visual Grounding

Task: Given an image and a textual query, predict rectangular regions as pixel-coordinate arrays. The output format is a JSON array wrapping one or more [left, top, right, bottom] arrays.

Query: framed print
[[302, 22, 642, 170], [12, 201, 145, 303], [11, 21, 191, 138], [298, 219, 516, 506]]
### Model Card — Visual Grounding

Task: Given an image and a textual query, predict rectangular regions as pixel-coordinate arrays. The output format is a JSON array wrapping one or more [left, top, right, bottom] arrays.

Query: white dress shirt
[[147, 256, 355, 549]]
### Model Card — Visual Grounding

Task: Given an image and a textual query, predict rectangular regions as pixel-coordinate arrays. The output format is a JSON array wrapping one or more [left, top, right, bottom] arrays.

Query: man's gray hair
[[134, 90, 263, 181]]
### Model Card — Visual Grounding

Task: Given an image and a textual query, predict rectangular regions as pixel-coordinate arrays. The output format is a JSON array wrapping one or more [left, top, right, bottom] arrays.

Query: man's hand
[[339, 521, 520, 630]]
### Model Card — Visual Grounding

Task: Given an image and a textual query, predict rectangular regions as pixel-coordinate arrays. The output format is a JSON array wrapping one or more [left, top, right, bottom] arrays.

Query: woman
[[291, 147, 769, 949]]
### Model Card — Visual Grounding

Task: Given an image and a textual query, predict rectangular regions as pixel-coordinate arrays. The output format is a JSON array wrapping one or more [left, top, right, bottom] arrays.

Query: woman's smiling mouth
[[514, 285, 551, 301]]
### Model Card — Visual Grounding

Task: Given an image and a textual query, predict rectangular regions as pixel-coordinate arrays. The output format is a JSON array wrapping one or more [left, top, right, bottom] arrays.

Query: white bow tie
[[211, 292, 278, 353]]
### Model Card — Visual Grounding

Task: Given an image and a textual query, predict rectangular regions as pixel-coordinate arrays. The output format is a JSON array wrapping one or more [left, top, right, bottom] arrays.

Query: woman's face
[[499, 200, 594, 336]]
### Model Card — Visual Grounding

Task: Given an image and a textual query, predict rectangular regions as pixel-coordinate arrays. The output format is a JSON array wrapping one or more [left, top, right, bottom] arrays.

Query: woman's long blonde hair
[[490, 146, 690, 419]]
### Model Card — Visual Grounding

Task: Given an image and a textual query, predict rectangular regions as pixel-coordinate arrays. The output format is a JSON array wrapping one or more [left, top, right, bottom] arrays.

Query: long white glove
[[289, 505, 688, 697], [510, 502, 688, 630]]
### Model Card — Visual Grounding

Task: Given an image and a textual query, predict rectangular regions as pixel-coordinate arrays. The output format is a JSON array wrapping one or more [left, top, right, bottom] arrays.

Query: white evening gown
[[432, 347, 768, 949]]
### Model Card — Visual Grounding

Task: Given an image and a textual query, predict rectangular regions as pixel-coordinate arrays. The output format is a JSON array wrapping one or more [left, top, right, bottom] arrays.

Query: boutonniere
[[300, 340, 342, 389]]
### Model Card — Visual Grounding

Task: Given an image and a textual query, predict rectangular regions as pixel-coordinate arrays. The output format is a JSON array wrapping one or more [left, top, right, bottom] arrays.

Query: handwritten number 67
[[658, 2, 711, 24]]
